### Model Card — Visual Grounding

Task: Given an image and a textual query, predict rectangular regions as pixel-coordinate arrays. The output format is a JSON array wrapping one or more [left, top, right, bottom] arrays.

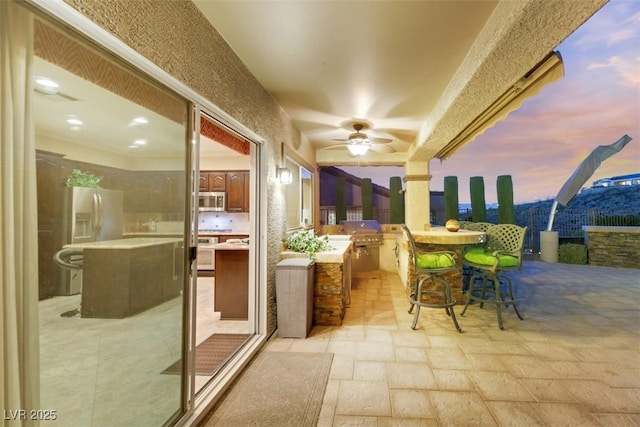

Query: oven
[[197, 236, 218, 271]]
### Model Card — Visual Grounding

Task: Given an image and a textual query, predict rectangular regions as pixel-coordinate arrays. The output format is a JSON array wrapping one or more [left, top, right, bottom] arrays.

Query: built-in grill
[[340, 220, 383, 272]]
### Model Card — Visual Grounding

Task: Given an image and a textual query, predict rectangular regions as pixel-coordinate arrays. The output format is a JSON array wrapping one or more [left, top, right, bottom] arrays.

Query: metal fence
[[460, 207, 639, 253], [321, 205, 638, 253]]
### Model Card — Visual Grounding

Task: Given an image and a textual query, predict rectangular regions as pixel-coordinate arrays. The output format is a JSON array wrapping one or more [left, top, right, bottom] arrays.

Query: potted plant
[[285, 230, 334, 258], [65, 169, 102, 188]]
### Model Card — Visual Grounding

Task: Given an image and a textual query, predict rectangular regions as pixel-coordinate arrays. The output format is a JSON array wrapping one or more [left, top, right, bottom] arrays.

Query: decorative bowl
[[445, 219, 460, 232]]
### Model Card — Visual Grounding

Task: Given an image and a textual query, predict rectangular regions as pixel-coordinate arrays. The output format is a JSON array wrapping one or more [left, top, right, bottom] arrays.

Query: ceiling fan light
[[347, 144, 369, 156]]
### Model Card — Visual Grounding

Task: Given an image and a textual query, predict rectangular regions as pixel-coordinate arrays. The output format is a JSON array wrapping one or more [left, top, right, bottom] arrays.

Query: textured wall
[[585, 229, 640, 269], [413, 0, 607, 160], [61, 0, 308, 334]]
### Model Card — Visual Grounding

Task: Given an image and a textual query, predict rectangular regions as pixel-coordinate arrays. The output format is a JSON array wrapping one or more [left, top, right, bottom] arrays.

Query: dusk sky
[[344, 0, 639, 205]]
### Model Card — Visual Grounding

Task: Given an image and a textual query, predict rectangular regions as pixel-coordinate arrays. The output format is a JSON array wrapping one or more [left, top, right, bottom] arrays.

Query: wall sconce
[[278, 141, 293, 184], [278, 167, 293, 185]]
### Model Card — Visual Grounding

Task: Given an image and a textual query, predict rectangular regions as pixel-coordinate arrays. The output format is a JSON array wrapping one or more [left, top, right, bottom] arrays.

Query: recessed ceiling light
[[133, 139, 147, 146], [35, 76, 59, 89], [132, 116, 148, 125], [128, 145, 140, 149], [66, 118, 83, 126], [70, 126, 81, 131]]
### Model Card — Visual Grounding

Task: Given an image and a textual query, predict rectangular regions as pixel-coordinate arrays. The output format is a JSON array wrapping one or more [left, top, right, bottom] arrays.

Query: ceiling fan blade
[[369, 144, 396, 153], [369, 137, 393, 144], [321, 144, 351, 150]]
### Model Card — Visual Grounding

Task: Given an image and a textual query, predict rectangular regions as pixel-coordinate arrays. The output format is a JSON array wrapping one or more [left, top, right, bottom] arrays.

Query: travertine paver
[[267, 261, 640, 426]]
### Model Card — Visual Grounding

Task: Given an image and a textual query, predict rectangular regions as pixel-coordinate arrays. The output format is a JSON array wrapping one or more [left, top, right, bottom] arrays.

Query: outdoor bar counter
[[280, 238, 353, 326], [404, 227, 486, 305]]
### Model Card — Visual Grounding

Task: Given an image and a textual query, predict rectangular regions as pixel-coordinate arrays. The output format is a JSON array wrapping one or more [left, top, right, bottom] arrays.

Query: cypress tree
[[470, 176, 487, 222], [497, 175, 515, 224], [444, 176, 459, 221], [361, 178, 373, 220], [335, 176, 347, 223], [389, 176, 404, 224]]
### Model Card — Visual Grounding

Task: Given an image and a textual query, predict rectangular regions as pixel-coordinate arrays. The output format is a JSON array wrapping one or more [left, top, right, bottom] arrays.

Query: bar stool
[[402, 225, 462, 332]]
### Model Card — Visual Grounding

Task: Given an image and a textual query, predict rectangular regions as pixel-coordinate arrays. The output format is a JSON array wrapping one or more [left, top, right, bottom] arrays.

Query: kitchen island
[[212, 241, 249, 320], [65, 237, 183, 318]]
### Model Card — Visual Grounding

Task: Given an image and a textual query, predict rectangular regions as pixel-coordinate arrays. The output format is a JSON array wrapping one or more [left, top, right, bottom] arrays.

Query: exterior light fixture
[[278, 141, 292, 184], [278, 167, 293, 185]]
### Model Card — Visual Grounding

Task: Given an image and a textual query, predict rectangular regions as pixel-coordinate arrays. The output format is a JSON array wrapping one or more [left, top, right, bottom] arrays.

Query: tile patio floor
[[261, 260, 640, 426]]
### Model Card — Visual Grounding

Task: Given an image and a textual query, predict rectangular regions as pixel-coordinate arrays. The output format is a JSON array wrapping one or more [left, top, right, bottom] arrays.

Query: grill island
[[339, 220, 383, 272]]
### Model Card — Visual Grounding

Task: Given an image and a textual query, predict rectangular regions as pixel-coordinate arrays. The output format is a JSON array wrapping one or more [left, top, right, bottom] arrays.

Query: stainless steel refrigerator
[[58, 187, 124, 295]]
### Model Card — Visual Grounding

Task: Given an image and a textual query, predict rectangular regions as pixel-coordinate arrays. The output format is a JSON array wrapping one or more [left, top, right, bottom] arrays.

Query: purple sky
[[344, 0, 639, 204]]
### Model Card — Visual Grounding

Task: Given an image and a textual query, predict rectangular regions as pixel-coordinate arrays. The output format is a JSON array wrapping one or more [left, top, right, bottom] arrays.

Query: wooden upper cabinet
[[226, 171, 246, 212], [200, 172, 226, 192], [198, 172, 209, 191], [209, 173, 226, 191], [201, 170, 249, 212]]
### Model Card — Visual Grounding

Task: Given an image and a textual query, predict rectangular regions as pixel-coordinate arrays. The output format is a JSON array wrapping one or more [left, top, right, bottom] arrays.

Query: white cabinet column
[[403, 161, 431, 231]]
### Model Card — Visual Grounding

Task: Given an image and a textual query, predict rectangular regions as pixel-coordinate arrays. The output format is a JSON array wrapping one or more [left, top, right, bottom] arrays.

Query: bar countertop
[[411, 227, 485, 245]]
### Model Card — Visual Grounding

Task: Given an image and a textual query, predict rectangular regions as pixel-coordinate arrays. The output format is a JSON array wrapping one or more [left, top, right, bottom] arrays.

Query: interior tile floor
[[259, 261, 640, 426], [38, 275, 248, 426]]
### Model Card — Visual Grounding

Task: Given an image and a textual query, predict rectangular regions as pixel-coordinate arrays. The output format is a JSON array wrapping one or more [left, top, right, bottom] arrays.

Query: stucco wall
[[62, 0, 313, 334]]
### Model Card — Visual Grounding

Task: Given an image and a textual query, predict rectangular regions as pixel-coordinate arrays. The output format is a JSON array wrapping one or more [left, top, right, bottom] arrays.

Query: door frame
[[24, 0, 269, 424]]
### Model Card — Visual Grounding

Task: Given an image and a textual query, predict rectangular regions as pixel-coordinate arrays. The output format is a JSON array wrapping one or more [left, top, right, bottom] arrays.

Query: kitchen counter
[[123, 232, 182, 238], [214, 244, 249, 320], [67, 238, 182, 318], [65, 237, 182, 249], [211, 242, 249, 250], [199, 231, 250, 236], [280, 237, 353, 326], [280, 238, 352, 263]]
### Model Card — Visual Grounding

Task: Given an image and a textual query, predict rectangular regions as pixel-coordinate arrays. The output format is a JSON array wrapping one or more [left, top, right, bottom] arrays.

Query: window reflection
[[34, 16, 188, 426], [285, 156, 314, 229]]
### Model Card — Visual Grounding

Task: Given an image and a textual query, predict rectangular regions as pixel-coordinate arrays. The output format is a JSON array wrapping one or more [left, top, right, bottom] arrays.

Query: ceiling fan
[[324, 123, 396, 156]]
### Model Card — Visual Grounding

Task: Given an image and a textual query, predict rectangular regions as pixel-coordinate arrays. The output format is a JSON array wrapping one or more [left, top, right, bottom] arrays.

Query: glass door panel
[[32, 14, 189, 426]]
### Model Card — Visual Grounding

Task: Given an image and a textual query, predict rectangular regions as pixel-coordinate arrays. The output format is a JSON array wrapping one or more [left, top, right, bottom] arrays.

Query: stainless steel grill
[[340, 220, 384, 246], [340, 220, 383, 272]]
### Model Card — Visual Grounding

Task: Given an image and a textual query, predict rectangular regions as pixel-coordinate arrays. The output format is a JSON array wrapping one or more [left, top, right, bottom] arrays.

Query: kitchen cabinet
[[214, 246, 249, 320], [199, 172, 226, 192], [226, 171, 249, 212]]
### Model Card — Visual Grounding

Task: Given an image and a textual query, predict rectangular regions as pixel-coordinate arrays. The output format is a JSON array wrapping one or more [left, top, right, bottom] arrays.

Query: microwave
[[199, 192, 225, 212]]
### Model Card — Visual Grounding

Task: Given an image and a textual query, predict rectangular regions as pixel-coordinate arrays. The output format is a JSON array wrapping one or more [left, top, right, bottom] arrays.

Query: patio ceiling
[[194, 0, 606, 167]]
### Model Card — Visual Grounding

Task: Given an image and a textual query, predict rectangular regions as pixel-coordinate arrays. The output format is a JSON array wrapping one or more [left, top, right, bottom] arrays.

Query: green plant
[[389, 176, 405, 224], [558, 243, 587, 264], [444, 176, 459, 221], [497, 175, 515, 224], [361, 178, 373, 220], [470, 176, 487, 222], [335, 176, 347, 223], [65, 169, 102, 188], [285, 230, 334, 258]]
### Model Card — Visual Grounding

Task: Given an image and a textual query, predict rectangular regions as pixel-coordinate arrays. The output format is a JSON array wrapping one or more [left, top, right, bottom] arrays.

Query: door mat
[[199, 351, 333, 427], [162, 333, 249, 376]]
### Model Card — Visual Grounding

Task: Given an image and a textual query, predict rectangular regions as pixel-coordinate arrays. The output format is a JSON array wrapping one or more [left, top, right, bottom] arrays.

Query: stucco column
[[403, 161, 431, 231]]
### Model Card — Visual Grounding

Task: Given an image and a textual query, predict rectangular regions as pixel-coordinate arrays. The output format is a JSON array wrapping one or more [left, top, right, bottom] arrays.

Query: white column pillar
[[403, 161, 431, 230]]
